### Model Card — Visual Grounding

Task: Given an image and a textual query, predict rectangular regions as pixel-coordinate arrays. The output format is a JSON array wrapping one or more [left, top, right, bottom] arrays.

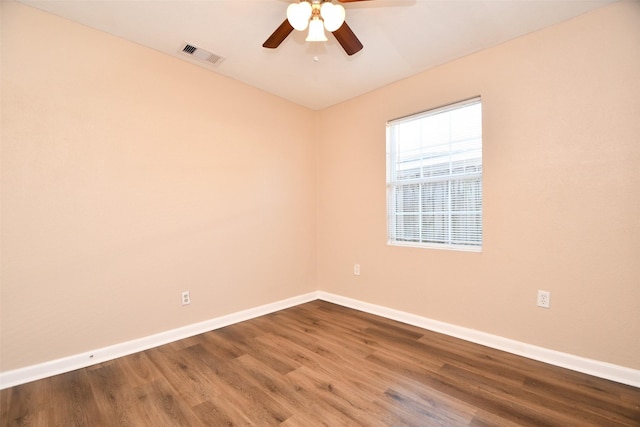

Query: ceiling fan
[[263, 0, 371, 56]]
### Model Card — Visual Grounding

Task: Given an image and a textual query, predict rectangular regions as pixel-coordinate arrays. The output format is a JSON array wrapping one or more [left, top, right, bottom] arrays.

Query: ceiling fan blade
[[263, 19, 294, 49], [332, 21, 363, 56]]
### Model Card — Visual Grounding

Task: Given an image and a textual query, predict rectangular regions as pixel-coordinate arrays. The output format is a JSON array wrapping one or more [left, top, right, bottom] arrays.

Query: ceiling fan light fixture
[[320, 2, 345, 32], [264, 0, 363, 55], [287, 1, 312, 31], [306, 17, 328, 42]]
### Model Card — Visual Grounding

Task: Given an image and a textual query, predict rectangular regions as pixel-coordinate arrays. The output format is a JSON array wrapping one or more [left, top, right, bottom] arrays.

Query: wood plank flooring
[[2, 300, 639, 426]]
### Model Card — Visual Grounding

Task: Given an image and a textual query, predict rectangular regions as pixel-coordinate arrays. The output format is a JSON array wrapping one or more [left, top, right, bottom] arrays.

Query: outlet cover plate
[[537, 290, 550, 308], [182, 291, 191, 305]]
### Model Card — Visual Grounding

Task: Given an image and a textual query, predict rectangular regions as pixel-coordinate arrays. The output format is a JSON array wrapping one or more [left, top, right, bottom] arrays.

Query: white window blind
[[386, 98, 482, 251]]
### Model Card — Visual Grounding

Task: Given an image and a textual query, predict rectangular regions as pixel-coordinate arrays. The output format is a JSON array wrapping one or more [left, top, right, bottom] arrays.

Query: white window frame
[[386, 97, 482, 252]]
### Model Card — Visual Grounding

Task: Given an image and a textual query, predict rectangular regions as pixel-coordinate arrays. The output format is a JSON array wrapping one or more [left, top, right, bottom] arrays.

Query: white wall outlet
[[537, 290, 550, 308], [181, 291, 191, 305], [354, 264, 360, 276]]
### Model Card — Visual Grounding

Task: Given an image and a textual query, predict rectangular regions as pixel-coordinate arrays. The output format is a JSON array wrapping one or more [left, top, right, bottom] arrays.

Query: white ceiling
[[16, 0, 616, 110]]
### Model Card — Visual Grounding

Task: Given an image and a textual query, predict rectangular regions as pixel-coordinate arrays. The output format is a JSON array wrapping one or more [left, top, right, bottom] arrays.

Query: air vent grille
[[180, 43, 224, 66], [182, 44, 197, 55]]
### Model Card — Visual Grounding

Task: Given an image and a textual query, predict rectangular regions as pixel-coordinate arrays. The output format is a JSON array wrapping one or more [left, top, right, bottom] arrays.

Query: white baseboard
[[2, 290, 638, 389], [317, 291, 640, 388], [0, 292, 319, 390]]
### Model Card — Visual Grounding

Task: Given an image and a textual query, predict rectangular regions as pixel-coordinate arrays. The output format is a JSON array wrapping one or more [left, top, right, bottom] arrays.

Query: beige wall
[[1, 2, 318, 370], [2, 0, 639, 375], [318, 1, 640, 370]]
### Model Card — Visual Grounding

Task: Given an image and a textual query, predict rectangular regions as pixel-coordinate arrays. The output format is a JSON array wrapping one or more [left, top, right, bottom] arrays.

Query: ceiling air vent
[[180, 43, 224, 65]]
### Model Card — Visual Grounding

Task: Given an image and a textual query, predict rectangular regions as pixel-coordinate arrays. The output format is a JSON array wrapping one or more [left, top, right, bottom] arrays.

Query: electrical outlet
[[181, 291, 191, 305], [537, 290, 550, 308], [354, 264, 360, 276]]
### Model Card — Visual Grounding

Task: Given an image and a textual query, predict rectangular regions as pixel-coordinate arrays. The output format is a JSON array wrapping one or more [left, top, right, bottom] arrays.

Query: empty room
[[1, 0, 639, 425]]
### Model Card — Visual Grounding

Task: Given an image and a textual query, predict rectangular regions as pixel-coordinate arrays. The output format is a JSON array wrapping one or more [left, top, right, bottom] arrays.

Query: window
[[386, 97, 482, 251]]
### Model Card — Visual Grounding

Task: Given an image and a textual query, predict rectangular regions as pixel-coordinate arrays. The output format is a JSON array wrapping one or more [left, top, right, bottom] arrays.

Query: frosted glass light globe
[[320, 2, 345, 32], [306, 17, 328, 42], [287, 1, 312, 31]]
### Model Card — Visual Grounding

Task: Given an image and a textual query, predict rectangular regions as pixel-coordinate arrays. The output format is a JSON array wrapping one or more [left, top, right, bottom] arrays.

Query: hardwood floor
[[2, 300, 639, 426]]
